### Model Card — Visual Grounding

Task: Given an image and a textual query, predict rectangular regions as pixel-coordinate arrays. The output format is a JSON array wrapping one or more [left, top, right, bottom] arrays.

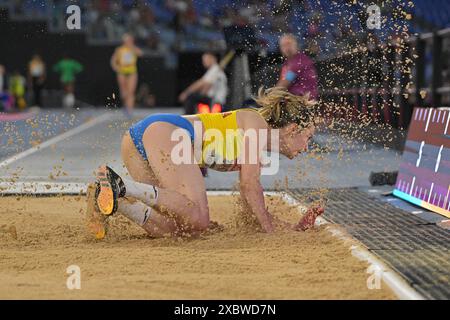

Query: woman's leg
[[101, 124, 208, 238], [120, 132, 179, 237], [117, 197, 178, 237], [142, 122, 210, 232], [63, 82, 75, 109], [119, 123, 209, 232], [117, 74, 128, 107], [126, 73, 137, 111], [65, 82, 74, 93], [32, 78, 39, 106]]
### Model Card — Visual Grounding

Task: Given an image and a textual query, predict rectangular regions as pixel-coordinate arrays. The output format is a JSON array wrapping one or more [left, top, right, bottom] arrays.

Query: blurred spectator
[[53, 54, 83, 109], [171, 0, 197, 31], [0, 64, 4, 93], [9, 0, 428, 62], [306, 12, 322, 38], [0, 64, 13, 112], [304, 11, 323, 58], [333, 18, 357, 51], [179, 52, 227, 114], [111, 33, 143, 115], [277, 34, 318, 99], [28, 54, 46, 107], [272, 0, 293, 33], [0, 92, 14, 112], [9, 70, 27, 110], [366, 34, 383, 88]]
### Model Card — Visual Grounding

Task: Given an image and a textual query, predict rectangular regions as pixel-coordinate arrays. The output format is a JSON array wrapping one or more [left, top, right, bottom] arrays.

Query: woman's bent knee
[[192, 216, 209, 231], [186, 204, 209, 231]]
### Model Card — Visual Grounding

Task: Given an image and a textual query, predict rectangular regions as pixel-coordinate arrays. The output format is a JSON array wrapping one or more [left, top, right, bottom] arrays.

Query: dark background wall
[[0, 9, 177, 107], [176, 52, 209, 95]]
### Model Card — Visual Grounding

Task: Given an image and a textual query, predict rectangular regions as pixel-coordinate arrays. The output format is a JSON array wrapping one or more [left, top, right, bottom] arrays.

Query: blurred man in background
[[28, 54, 46, 107], [277, 34, 318, 100], [178, 52, 228, 114]]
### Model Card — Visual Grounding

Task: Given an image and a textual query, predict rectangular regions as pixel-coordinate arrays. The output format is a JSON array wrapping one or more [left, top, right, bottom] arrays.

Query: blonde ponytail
[[254, 87, 317, 129]]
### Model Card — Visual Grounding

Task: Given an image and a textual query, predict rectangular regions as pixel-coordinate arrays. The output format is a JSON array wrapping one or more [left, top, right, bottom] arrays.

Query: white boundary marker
[[278, 191, 424, 300], [0, 183, 425, 300], [0, 112, 113, 169], [0, 181, 87, 194]]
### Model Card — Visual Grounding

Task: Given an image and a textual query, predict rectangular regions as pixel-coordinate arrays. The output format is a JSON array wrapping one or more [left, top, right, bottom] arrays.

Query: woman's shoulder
[[236, 108, 267, 129], [116, 45, 127, 52]]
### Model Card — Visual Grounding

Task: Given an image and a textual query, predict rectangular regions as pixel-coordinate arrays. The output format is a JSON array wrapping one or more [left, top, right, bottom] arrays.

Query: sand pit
[[0, 194, 395, 299]]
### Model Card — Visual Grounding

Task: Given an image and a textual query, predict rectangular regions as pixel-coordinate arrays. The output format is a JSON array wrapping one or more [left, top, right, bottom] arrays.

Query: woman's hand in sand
[[294, 206, 324, 231]]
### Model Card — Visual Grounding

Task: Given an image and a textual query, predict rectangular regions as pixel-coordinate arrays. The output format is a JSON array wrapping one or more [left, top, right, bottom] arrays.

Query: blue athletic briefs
[[129, 113, 195, 160]]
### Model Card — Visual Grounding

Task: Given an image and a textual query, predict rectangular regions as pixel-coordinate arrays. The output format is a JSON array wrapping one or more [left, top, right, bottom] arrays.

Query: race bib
[[121, 52, 134, 65]]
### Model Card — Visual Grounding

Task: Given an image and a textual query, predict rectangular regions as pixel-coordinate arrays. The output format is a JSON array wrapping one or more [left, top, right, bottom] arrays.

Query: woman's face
[[280, 124, 315, 159], [123, 34, 134, 46]]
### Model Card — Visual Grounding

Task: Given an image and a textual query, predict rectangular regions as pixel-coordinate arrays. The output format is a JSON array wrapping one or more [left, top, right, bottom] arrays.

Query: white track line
[[0, 182, 87, 194], [0, 183, 425, 299], [0, 112, 113, 169]]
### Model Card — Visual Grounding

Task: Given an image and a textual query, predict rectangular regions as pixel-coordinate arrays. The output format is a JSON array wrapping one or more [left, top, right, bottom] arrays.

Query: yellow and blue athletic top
[[129, 110, 246, 169], [196, 111, 242, 169], [116, 46, 138, 75]]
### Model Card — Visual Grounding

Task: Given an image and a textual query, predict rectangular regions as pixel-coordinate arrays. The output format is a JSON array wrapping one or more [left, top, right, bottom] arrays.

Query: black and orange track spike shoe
[[95, 165, 126, 216]]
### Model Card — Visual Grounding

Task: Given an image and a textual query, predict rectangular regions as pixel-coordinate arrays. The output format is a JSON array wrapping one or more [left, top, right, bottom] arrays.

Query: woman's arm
[[238, 111, 299, 232], [133, 46, 143, 57], [178, 79, 208, 102], [239, 163, 275, 233], [240, 163, 321, 232], [238, 113, 274, 232]]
